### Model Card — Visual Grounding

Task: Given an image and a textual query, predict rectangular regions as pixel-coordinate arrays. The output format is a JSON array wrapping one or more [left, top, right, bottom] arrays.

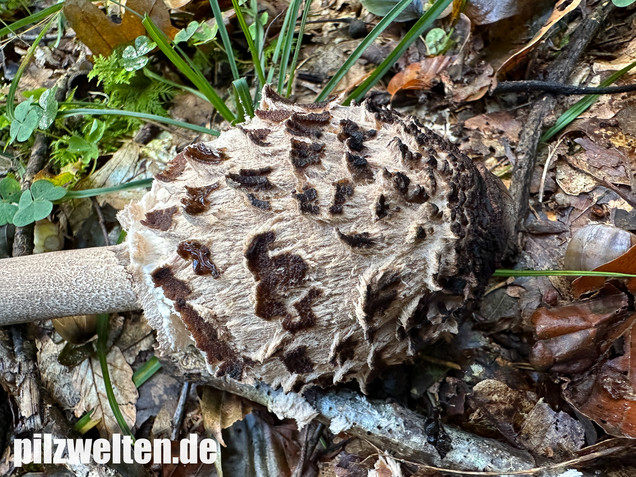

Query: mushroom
[[0, 86, 512, 392]]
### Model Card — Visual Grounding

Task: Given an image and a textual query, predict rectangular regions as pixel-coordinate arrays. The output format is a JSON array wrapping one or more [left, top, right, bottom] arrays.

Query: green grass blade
[[493, 269, 636, 278], [96, 314, 134, 438], [132, 356, 162, 388], [266, 1, 298, 84], [0, 2, 63, 39], [142, 15, 236, 123], [344, 0, 452, 105], [230, 0, 266, 88], [62, 178, 153, 200], [59, 108, 220, 136], [541, 60, 636, 142], [210, 0, 240, 81], [315, 0, 413, 102], [6, 13, 57, 119], [233, 77, 254, 118], [286, 0, 312, 97], [73, 410, 100, 434], [277, 0, 304, 93], [143, 68, 210, 102]]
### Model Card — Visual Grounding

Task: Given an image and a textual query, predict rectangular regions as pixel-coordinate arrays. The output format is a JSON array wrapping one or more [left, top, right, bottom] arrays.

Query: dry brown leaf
[[64, 0, 178, 58], [497, 0, 582, 76], [572, 245, 636, 298], [199, 385, 253, 446], [563, 321, 636, 438], [73, 346, 138, 436], [387, 56, 452, 97], [530, 291, 636, 373]]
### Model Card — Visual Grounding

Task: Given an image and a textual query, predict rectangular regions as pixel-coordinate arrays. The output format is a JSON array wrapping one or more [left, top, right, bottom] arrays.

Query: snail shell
[[564, 224, 636, 271]]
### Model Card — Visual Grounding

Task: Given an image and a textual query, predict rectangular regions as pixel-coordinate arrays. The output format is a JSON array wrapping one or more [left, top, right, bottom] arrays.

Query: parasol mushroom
[[0, 86, 512, 393]]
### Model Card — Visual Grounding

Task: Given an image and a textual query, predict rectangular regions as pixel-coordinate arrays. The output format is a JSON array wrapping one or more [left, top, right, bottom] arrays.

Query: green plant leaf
[[86, 118, 106, 144], [13, 190, 50, 227], [68, 136, 99, 164], [174, 21, 200, 44], [122, 36, 157, 72], [38, 87, 58, 129], [192, 22, 217, 45], [0, 176, 21, 202], [0, 202, 18, 226], [31, 180, 66, 201], [612, 0, 636, 6], [10, 98, 43, 143], [425, 27, 447, 55]]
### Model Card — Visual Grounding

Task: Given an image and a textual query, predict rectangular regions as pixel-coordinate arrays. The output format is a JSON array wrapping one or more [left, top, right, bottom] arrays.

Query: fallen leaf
[[572, 244, 636, 298], [199, 386, 253, 446], [64, 0, 178, 58], [530, 291, 636, 373], [387, 56, 452, 97], [563, 321, 636, 438], [497, 0, 582, 76], [73, 346, 138, 437]]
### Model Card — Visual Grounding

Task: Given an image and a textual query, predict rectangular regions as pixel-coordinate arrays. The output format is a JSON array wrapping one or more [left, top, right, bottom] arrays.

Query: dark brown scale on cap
[[245, 232, 309, 320], [330, 336, 357, 366], [376, 194, 389, 219], [177, 240, 221, 277], [329, 179, 354, 214], [181, 183, 219, 215], [393, 172, 410, 195], [151, 266, 191, 301], [174, 299, 243, 379], [285, 112, 331, 138], [283, 288, 322, 332], [247, 193, 271, 210], [140, 206, 178, 231], [240, 127, 272, 147], [282, 346, 314, 374], [255, 108, 292, 123], [337, 229, 375, 248], [338, 119, 376, 151], [290, 139, 325, 169], [155, 153, 187, 182], [185, 143, 227, 164], [227, 167, 273, 190], [294, 187, 320, 215]]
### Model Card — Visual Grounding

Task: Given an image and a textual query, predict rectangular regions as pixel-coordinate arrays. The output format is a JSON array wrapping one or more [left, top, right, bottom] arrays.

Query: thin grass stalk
[[277, 0, 304, 94], [142, 15, 236, 123], [231, 0, 266, 87], [286, 0, 312, 97], [315, 0, 413, 102], [541, 59, 636, 142], [209, 0, 240, 81], [0, 2, 63, 39], [266, 3, 296, 84], [6, 14, 57, 119], [344, 0, 452, 105], [59, 108, 220, 136]]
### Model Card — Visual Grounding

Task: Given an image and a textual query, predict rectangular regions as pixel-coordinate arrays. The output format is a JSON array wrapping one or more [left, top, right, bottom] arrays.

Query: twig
[[509, 0, 615, 244], [171, 381, 190, 440], [494, 80, 636, 96]]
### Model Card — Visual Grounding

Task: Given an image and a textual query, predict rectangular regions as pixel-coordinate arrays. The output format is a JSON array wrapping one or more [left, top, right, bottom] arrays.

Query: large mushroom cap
[[119, 86, 509, 392]]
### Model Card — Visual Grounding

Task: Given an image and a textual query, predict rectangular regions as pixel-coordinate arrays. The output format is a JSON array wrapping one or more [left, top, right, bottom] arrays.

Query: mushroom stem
[[0, 244, 138, 326]]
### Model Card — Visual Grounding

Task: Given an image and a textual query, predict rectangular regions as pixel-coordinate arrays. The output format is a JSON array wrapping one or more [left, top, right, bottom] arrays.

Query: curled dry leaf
[[199, 386, 253, 446], [497, 0, 582, 76], [387, 56, 452, 98], [530, 290, 636, 373], [73, 346, 138, 437], [563, 321, 636, 438]]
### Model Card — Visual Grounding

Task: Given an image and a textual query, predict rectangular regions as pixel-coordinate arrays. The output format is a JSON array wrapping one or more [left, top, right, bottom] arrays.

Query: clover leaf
[[122, 36, 156, 71], [10, 98, 43, 143], [175, 21, 200, 44], [38, 87, 58, 129], [0, 176, 22, 226], [12, 180, 66, 227]]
